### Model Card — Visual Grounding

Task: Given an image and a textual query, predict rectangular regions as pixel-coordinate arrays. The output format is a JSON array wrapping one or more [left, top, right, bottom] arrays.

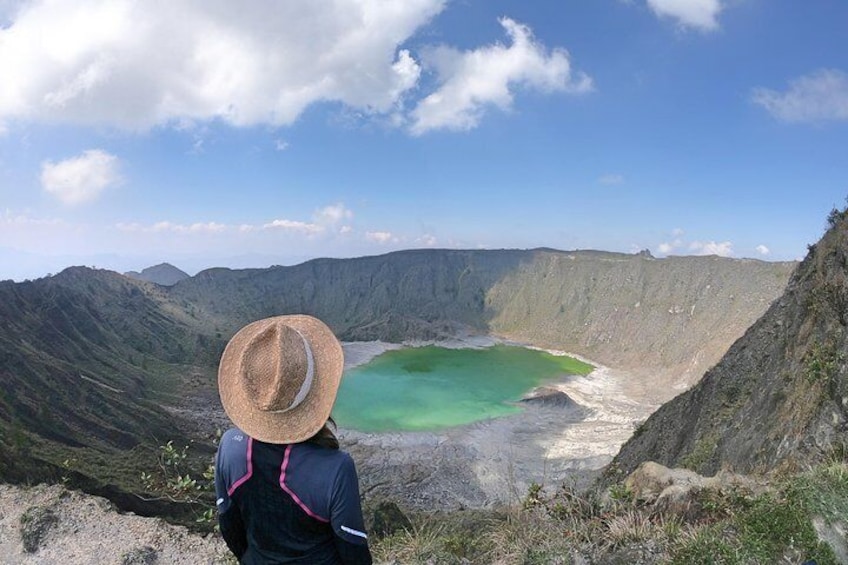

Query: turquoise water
[[332, 344, 593, 432]]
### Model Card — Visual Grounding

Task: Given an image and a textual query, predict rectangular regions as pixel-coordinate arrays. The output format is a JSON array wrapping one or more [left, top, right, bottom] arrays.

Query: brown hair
[[307, 417, 339, 450]]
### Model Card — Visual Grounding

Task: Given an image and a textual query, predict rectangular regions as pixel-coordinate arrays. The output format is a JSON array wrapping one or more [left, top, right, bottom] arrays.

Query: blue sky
[[1, 0, 847, 280]]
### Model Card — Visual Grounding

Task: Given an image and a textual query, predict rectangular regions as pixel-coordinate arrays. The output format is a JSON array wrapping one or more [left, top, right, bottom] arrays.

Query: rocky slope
[[610, 213, 848, 479], [0, 268, 220, 518]]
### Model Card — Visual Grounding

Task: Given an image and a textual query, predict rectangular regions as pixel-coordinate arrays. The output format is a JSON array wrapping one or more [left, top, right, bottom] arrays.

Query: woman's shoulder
[[295, 442, 355, 469]]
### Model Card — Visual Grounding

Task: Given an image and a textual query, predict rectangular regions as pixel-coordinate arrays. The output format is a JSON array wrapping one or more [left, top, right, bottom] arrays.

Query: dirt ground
[[0, 483, 232, 564]]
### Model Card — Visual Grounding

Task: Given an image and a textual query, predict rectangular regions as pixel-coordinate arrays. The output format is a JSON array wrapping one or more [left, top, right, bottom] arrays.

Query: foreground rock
[[624, 461, 765, 521], [0, 484, 229, 564]]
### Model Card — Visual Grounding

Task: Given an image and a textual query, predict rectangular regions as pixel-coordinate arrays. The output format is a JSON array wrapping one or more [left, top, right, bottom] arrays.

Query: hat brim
[[218, 315, 344, 444]]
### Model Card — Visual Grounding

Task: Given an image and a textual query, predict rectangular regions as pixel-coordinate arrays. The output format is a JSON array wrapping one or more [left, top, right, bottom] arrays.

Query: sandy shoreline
[[338, 339, 655, 508]]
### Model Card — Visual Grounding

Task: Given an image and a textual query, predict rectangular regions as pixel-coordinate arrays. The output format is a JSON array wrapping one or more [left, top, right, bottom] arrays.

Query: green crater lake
[[333, 344, 594, 432]]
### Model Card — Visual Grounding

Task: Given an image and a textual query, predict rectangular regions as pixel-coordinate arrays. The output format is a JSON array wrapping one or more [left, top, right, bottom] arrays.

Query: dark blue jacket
[[215, 428, 372, 564]]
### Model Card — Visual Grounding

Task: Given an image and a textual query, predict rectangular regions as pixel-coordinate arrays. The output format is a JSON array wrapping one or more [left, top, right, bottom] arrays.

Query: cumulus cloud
[[756, 244, 770, 256], [657, 240, 681, 254], [656, 230, 735, 258], [689, 240, 733, 257], [752, 69, 848, 124], [40, 149, 121, 204], [646, 0, 722, 31], [655, 229, 685, 255], [0, 0, 446, 130], [0, 3, 588, 135], [409, 17, 592, 135], [366, 231, 396, 244]]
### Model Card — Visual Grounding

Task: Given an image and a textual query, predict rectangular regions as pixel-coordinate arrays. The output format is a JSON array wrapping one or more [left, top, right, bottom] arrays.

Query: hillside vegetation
[[0, 248, 793, 519]]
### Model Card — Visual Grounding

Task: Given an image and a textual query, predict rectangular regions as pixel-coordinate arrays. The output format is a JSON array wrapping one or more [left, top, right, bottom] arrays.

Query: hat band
[[269, 328, 315, 414]]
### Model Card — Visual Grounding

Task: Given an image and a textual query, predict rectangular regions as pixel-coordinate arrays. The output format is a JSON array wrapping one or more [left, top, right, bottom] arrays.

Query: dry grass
[[370, 461, 847, 565]]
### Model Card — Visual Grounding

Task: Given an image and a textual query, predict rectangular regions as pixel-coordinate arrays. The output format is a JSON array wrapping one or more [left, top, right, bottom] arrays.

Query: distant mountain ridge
[[125, 263, 190, 286], [0, 247, 795, 515], [172, 248, 795, 390]]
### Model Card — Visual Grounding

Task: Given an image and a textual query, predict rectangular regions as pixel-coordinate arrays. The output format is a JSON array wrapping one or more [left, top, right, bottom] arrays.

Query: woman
[[214, 315, 372, 564]]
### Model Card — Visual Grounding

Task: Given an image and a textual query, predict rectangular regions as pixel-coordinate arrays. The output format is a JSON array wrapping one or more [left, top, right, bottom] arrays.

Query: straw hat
[[218, 315, 344, 444]]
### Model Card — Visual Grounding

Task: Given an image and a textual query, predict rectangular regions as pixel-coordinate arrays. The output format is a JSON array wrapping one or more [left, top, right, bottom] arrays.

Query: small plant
[[140, 440, 213, 505], [60, 457, 76, 486], [607, 482, 634, 504], [803, 340, 843, 386], [523, 481, 544, 510], [196, 507, 218, 530], [681, 434, 718, 471]]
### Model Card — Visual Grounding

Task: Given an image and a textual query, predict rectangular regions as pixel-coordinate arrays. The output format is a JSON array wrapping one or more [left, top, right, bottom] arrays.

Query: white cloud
[[752, 69, 848, 124], [755, 244, 770, 256], [314, 203, 353, 226], [657, 241, 677, 254], [689, 240, 733, 257], [117, 221, 227, 234], [646, 0, 722, 31], [416, 234, 438, 247], [656, 230, 685, 255], [40, 149, 121, 204], [598, 173, 624, 185], [274, 139, 290, 151], [0, 0, 446, 130], [116, 204, 352, 238], [409, 17, 592, 135], [366, 231, 396, 244], [262, 219, 323, 235]]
